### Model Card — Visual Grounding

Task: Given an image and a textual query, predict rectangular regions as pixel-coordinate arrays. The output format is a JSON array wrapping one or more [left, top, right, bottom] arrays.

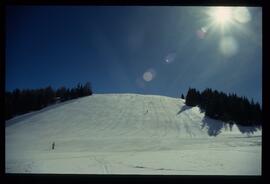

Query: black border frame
[[1, 0, 267, 184]]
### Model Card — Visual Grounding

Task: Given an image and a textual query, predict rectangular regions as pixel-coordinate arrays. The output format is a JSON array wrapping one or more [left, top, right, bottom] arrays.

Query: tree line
[[5, 82, 93, 120], [184, 88, 262, 126]]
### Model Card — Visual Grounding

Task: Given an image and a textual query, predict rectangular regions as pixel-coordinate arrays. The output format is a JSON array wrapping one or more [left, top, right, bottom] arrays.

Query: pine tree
[[185, 88, 195, 106], [5, 82, 93, 120], [181, 94, 185, 99], [185, 87, 262, 126], [83, 82, 92, 96]]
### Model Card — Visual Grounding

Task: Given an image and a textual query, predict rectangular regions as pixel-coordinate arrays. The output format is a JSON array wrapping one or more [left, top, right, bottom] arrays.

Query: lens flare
[[142, 68, 156, 82], [219, 36, 238, 57], [233, 7, 251, 23], [143, 72, 153, 82], [164, 53, 176, 63], [196, 27, 207, 39]]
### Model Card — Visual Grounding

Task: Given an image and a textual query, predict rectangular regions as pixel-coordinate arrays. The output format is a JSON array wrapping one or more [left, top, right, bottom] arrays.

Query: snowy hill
[[5, 94, 261, 175]]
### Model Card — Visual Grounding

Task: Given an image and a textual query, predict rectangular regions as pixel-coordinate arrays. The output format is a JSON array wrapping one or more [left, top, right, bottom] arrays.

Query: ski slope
[[5, 94, 261, 175]]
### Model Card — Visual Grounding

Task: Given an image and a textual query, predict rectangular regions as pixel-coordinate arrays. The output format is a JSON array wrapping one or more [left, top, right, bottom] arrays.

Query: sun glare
[[202, 6, 253, 37], [210, 7, 233, 26]]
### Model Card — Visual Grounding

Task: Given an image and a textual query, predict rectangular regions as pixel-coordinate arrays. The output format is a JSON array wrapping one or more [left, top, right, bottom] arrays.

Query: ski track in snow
[[93, 156, 111, 174], [5, 94, 261, 175]]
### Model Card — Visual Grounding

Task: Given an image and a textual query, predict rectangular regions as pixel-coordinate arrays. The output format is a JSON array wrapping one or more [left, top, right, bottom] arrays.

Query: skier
[[52, 142, 55, 150]]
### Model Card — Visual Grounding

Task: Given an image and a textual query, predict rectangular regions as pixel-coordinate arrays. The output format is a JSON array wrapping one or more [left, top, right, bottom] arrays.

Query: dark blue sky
[[6, 6, 262, 103]]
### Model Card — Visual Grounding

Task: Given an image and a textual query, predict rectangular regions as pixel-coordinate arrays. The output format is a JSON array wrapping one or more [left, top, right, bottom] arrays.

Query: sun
[[212, 7, 232, 24], [202, 6, 252, 36], [209, 7, 233, 28]]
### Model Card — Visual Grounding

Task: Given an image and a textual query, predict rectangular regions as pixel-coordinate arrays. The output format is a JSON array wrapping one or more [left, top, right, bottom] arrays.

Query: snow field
[[6, 94, 261, 174]]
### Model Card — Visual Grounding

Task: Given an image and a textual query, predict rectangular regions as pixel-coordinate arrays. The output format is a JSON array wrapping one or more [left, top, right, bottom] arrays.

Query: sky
[[5, 6, 262, 104]]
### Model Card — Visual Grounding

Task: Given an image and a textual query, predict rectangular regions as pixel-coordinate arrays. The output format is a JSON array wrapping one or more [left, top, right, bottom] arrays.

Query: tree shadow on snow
[[201, 117, 224, 136], [176, 105, 192, 115], [235, 124, 259, 136]]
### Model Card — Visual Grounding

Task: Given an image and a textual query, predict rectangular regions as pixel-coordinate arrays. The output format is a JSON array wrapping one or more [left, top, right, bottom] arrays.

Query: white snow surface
[[6, 93, 261, 175]]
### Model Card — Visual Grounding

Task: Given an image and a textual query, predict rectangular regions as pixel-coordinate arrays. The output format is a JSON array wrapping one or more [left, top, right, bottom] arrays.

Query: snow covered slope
[[5, 94, 261, 175]]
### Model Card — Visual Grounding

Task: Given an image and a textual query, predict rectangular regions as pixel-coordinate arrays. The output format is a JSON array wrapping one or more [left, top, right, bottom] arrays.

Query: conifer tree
[[181, 94, 185, 99]]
